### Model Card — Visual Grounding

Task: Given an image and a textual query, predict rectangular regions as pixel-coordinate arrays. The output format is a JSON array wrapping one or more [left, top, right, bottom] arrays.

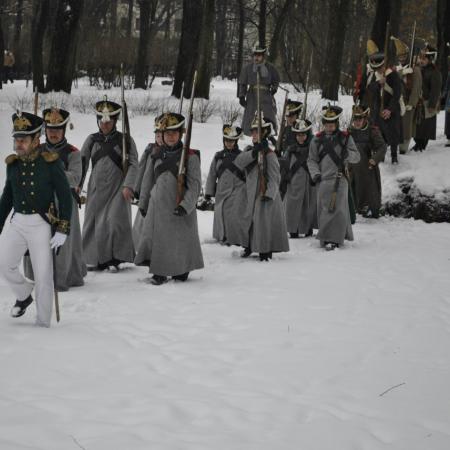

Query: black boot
[[304, 229, 313, 238], [391, 145, 398, 164], [324, 242, 339, 251], [289, 232, 299, 239], [241, 247, 252, 258], [10, 295, 34, 318], [151, 275, 168, 285], [259, 252, 272, 261], [172, 272, 189, 282]]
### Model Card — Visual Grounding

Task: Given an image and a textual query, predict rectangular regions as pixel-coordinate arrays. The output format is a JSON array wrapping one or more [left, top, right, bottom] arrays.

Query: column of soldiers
[[0, 40, 446, 326]]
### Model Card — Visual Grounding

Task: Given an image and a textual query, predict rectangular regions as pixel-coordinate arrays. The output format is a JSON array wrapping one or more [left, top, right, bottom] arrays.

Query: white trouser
[[0, 213, 53, 327]]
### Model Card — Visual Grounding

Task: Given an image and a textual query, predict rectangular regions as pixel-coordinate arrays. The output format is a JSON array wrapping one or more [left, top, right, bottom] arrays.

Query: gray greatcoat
[[205, 147, 248, 246], [24, 141, 87, 291], [398, 64, 422, 141], [134, 143, 204, 276], [349, 125, 387, 214], [415, 63, 442, 141], [283, 140, 318, 234], [81, 130, 138, 266], [238, 62, 280, 135], [308, 131, 360, 246], [133, 143, 158, 248], [234, 146, 289, 254]]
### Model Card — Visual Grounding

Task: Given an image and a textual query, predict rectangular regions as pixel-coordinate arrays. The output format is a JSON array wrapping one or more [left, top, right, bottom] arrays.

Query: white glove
[[405, 105, 413, 111], [50, 232, 67, 250]]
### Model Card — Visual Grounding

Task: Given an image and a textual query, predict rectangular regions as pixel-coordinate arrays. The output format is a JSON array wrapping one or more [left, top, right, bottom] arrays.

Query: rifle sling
[[154, 154, 180, 182], [91, 141, 123, 172]]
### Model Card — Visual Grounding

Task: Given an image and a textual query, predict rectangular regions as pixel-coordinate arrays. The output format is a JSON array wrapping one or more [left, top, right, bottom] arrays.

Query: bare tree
[[437, 0, 450, 87], [46, 0, 85, 93], [31, 0, 50, 92]]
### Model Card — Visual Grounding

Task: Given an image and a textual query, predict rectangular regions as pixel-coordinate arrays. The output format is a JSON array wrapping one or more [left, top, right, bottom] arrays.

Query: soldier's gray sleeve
[[80, 135, 94, 161], [409, 67, 422, 108], [345, 136, 360, 164], [370, 127, 387, 164], [134, 145, 152, 195], [65, 151, 82, 188], [264, 152, 281, 200], [138, 158, 155, 213], [123, 136, 139, 190], [237, 65, 248, 98], [233, 149, 254, 171], [180, 154, 202, 215], [205, 157, 218, 197], [307, 138, 321, 180]]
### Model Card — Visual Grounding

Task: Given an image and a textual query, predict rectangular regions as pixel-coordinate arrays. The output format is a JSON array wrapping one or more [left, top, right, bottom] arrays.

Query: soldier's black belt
[[289, 153, 309, 179], [216, 158, 245, 182], [318, 140, 344, 170], [91, 141, 123, 172]]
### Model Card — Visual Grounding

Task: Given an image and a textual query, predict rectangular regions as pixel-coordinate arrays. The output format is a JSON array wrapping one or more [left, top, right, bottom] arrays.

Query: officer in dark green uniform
[[0, 112, 72, 327]]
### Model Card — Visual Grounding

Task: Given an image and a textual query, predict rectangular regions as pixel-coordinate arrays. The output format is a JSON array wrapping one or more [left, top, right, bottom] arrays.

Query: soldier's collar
[[18, 148, 40, 162]]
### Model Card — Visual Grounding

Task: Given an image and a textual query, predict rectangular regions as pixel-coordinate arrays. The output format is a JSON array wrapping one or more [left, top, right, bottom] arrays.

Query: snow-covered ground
[[0, 80, 449, 450]]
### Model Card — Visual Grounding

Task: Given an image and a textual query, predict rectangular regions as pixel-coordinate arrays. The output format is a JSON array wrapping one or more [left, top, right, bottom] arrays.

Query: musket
[[301, 50, 314, 120], [176, 71, 197, 205], [256, 67, 267, 196], [275, 87, 289, 157], [178, 82, 185, 114], [409, 21, 417, 68], [53, 250, 60, 322], [120, 64, 130, 174], [380, 21, 390, 113], [33, 86, 38, 115]]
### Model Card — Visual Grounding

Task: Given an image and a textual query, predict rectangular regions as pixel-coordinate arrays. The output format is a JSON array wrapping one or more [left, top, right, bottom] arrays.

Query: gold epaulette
[[41, 151, 60, 163], [5, 154, 18, 165]]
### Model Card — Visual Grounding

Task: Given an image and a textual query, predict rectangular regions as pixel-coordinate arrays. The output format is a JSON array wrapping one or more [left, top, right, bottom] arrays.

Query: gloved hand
[[173, 205, 187, 216], [251, 140, 269, 158], [204, 194, 212, 201], [312, 174, 321, 184], [270, 86, 278, 96], [239, 97, 247, 108], [139, 208, 147, 218], [50, 232, 67, 250]]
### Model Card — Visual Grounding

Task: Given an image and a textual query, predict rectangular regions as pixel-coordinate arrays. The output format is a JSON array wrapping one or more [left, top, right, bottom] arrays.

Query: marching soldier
[[238, 45, 280, 136], [134, 112, 204, 285], [348, 105, 387, 218], [360, 41, 403, 164], [281, 100, 303, 153], [204, 125, 248, 247], [392, 37, 423, 154], [413, 45, 442, 152], [80, 99, 138, 271], [0, 112, 72, 327], [283, 118, 317, 238], [132, 115, 163, 247], [233, 115, 289, 261], [307, 105, 360, 251], [24, 108, 86, 290]]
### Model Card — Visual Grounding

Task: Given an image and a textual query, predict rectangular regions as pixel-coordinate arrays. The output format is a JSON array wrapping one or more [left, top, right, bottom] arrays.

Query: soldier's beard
[[15, 136, 39, 156]]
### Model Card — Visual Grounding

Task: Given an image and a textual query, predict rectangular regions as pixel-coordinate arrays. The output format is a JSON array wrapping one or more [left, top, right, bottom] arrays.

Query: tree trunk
[[215, 0, 227, 77], [321, 0, 351, 100], [236, 0, 245, 79], [135, 0, 154, 89], [258, 0, 267, 48], [371, 0, 402, 65], [126, 0, 134, 38], [110, 0, 118, 41], [0, 9, 4, 90], [46, 0, 85, 93], [172, 0, 203, 98], [12, 0, 24, 72], [437, 0, 450, 88], [31, 0, 51, 92], [267, 0, 295, 65], [196, 0, 214, 98]]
